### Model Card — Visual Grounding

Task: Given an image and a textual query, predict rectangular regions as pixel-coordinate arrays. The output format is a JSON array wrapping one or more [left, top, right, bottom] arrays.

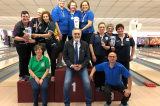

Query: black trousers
[[81, 33, 92, 44], [16, 46, 31, 77], [92, 55, 108, 87], [47, 45, 63, 76], [104, 84, 131, 105], [117, 61, 129, 87], [68, 36, 72, 40]]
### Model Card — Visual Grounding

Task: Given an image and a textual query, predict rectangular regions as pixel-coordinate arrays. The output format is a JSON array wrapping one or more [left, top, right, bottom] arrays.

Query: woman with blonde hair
[[29, 8, 46, 56], [80, 0, 94, 44]]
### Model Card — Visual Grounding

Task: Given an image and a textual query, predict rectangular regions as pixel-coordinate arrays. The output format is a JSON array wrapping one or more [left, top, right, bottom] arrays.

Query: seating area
[[17, 67, 123, 103]]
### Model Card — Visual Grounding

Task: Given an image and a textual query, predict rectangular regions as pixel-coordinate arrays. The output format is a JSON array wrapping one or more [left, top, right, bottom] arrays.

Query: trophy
[[110, 36, 116, 48], [74, 17, 79, 28], [25, 27, 32, 39]]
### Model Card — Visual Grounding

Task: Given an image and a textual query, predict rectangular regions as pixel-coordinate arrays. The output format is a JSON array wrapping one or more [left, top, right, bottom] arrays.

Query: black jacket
[[63, 39, 90, 68]]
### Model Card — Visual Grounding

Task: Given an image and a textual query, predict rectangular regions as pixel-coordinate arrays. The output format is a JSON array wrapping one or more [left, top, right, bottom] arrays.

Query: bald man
[[89, 52, 132, 106]]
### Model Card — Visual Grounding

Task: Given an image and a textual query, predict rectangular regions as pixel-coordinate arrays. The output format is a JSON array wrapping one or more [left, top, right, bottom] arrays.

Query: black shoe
[[95, 87, 100, 92]]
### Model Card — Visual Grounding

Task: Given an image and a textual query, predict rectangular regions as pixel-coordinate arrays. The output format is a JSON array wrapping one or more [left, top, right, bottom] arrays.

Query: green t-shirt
[[28, 55, 50, 79]]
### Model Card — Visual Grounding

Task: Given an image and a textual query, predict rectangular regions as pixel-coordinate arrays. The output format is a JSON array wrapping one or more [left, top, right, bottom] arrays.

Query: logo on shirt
[[105, 37, 108, 40], [28, 65, 30, 67], [95, 35, 99, 37], [33, 24, 36, 28], [116, 40, 120, 42], [39, 26, 42, 30], [23, 30, 26, 33], [126, 38, 129, 41], [41, 62, 45, 66]]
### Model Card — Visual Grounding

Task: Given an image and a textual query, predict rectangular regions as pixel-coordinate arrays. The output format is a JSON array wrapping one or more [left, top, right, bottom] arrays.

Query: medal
[[35, 30, 38, 33], [63, 14, 65, 17], [71, 17, 74, 20], [121, 43, 124, 46], [82, 13, 86, 23]]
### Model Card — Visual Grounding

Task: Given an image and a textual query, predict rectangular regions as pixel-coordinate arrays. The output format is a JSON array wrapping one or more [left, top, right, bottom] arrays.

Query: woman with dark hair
[[67, 0, 81, 40], [80, 0, 94, 44], [89, 22, 110, 91], [32, 11, 62, 82], [29, 44, 50, 106], [112, 23, 135, 87]]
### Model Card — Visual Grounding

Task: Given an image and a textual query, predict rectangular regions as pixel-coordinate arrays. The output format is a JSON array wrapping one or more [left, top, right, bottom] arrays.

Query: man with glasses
[[89, 52, 132, 106], [63, 28, 92, 106], [12, 11, 31, 81]]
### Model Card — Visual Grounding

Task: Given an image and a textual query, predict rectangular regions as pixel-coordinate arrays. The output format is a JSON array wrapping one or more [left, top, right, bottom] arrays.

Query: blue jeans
[[63, 67, 92, 106], [30, 77, 50, 106]]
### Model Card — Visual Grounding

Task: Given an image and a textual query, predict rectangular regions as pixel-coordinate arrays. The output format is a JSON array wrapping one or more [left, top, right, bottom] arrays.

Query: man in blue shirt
[[89, 52, 132, 106]]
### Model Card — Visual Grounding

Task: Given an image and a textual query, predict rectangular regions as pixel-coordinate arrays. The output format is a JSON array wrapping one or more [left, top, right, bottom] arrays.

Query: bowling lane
[[0, 51, 17, 59], [136, 55, 160, 65], [0, 57, 19, 70], [130, 61, 160, 85], [0, 49, 16, 54], [139, 51, 160, 58]]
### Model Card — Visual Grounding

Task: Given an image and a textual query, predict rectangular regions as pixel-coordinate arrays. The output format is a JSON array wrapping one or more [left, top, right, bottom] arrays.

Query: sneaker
[[25, 74, 30, 77], [104, 103, 110, 106], [56, 62, 62, 68], [95, 87, 100, 92], [60, 61, 67, 66], [101, 86, 105, 91], [19, 77, 26, 81], [120, 103, 129, 106]]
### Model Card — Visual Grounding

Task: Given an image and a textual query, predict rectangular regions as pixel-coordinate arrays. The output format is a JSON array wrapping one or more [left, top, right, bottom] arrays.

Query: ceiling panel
[[0, 0, 159, 32], [113, 1, 132, 7], [128, 2, 148, 7], [34, 0, 52, 6], [143, 2, 160, 7], [1, 0, 22, 5], [98, 2, 116, 6], [17, 0, 37, 6]]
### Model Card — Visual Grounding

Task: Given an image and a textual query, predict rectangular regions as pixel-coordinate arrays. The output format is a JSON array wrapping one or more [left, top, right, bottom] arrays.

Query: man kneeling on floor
[[89, 52, 132, 106]]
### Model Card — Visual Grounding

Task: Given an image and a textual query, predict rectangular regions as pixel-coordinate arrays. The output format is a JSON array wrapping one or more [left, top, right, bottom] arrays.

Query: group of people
[[12, 0, 135, 106]]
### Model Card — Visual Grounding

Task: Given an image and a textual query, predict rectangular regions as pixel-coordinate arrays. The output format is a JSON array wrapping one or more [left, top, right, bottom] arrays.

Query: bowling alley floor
[[0, 72, 160, 106]]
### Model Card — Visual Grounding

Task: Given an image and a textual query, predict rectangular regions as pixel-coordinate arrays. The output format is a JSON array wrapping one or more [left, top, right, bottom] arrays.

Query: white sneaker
[[56, 62, 62, 68], [60, 62, 67, 66]]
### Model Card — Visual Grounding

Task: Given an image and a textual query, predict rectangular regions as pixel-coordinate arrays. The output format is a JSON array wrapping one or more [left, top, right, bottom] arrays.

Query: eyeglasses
[[107, 28, 113, 30], [35, 49, 42, 51], [22, 16, 29, 18], [74, 33, 81, 35], [108, 56, 116, 58], [99, 27, 105, 29], [37, 12, 42, 14]]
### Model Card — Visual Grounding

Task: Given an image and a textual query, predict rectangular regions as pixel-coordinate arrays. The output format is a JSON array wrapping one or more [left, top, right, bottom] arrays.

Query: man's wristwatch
[[38, 34, 40, 37]]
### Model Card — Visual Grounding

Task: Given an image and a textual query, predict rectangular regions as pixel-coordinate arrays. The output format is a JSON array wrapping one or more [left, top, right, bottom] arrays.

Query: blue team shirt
[[115, 34, 135, 62], [95, 62, 132, 86], [80, 10, 94, 34], [89, 33, 110, 56], [51, 5, 69, 35], [68, 10, 81, 37]]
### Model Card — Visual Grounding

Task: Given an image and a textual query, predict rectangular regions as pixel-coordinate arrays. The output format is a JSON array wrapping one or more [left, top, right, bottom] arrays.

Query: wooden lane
[[139, 51, 160, 58], [0, 51, 17, 59], [137, 55, 160, 65], [130, 61, 160, 85], [0, 47, 15, 51], [0, 57, 19, 70], [0, 49, 16, 54]]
